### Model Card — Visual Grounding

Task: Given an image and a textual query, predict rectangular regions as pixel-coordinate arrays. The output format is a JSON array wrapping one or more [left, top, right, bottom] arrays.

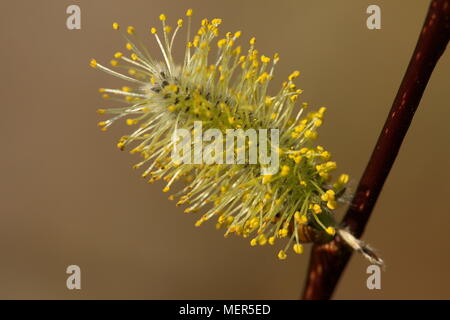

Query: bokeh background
[[0, 0, 449, 299]]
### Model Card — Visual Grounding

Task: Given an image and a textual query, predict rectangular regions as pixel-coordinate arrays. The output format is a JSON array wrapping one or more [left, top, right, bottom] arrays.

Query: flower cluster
[[91, 10, 349, 260]]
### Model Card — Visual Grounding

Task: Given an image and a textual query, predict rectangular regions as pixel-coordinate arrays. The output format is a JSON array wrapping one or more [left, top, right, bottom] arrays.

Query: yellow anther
[[110, 59, 118, 66], [262, 175, 272, 184], [163, 186, 170, 192], [278, 228, 288, 238], [97, 121, 107, 127], [249, 37, 256, 45], [300, 147, 308, 154], [339, 174, 349, 184], [167, 105, 176, 112], [127, 26, 135, 34], [314, 119, 322, 127], [273, 53, 280, 63], [321, 151, 331, 160], [288, 70, 300, 81], [126, 119, 138, 125], [117, 142, 125, 150], [321, 190, 335, 202], [217, 39, 227, 48], [290, 95, 298, 102], [304, 130, 318, 139], [327, 200, 337, 210], [280, 165, 290, 177], [96, 109, 106, 114], [312, 204, 322, 214], [89, 58, 97, 68], [186, 9, 193, 17], [326, 190, 335, 200], [326, 161, 337, 170], [126, 43, 133, 50], [151, 27, 157, 34], [177, 19, 183, 27], [294, 124, 305, 133], [250, 238, 257, 246], [293, 243, 304, 254], [326, 227, 336, 236], [114, 52, 123, 59], [218, 215, 226, 224], [195, 219, 203, 227], [261, 55, 270, 63], [234, 31, 242, 38], [299, 215, 308, 224], [233, 46, 241, 55], [164, 26, 171, 33], [271, 113, 278, 120], [268, 236, 276, 245], [277, 250, 287, 260], [131, 53, 138, 61], [258, 235, 267, 246], [112, 22, 120, 30], [211, 18, 222, 26], [102, 94, 109, 99], [159, 14, 166, 21]]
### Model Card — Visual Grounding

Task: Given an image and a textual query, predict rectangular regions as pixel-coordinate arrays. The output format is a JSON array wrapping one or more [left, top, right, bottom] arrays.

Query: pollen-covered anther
[[327, 200, 338, 210], [127, 26, 135, 34], [278, 228, 288, 238], [288, 70, 300, 81], [293, 244, 304, 254], [278, 250, 287, 260], [280, 165, 290, 177], [326, 227, 336, 236], [339, 174, 349, 184], [312, 204, 322, 214]]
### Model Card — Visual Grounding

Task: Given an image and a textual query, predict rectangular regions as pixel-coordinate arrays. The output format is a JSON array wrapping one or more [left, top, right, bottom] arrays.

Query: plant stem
[[302, 0, 450, 300]]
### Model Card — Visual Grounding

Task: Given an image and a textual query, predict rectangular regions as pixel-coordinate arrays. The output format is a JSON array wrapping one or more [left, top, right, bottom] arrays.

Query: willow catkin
[[91, 10, 352, 260]]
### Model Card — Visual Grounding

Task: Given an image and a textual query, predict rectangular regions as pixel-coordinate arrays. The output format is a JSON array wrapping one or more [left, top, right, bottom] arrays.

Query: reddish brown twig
[[302, 0, 450, 300]]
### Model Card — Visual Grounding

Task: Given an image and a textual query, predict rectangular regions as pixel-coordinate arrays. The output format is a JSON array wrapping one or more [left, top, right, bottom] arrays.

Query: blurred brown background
[[0, 0, 448, 299]]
